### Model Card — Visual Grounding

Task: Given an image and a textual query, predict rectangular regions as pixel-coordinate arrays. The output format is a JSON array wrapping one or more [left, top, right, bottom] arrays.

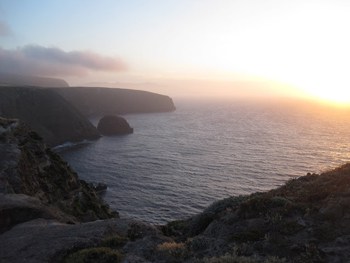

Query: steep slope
[[0, 86, 100, 146], [54, 87, 176, 116], [0, 72, 69, 87], [0, 117, 116, 233]]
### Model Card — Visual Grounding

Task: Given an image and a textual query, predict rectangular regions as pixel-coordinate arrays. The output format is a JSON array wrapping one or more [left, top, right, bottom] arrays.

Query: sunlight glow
[[3, 0, 350, 100], [298, 81, 350, 105], [139, 1, 350, 102]]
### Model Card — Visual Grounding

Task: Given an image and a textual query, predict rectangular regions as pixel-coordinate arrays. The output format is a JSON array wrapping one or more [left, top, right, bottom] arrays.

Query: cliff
[[54, 87, 176, 116], [0, 86, 100, 146], [0, 72, 69, 87], [0, 117, 116, 234]]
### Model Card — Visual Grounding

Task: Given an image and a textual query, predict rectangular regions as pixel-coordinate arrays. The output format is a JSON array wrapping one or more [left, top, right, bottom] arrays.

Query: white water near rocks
[[58, 99, 350, 224]]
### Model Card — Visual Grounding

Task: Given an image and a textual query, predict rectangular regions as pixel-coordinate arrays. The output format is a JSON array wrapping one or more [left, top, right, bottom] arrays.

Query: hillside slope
[[0, 86, 99, 146], [158, 164, 350, 262]]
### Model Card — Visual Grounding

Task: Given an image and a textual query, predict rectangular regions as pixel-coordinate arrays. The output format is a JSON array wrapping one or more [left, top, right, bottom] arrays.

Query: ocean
[[58, 98, 350, 224]]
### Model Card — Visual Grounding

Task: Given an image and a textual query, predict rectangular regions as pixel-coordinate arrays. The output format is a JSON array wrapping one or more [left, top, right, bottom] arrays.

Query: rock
[[0, 218, 165, 263], [97, 115, 133, 135], [0, 193, 75, 234], [0, 218, 121, 262], [0, 117, 116, 224], [92, 182, 108, 195]]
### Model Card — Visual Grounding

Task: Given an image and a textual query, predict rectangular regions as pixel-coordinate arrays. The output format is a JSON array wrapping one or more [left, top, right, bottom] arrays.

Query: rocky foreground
[[1, 117, 350, 262], [0, 117, 115, 230]]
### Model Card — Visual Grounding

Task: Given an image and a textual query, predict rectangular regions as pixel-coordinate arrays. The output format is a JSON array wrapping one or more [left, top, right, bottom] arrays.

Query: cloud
[[0, 21, 12, 37], [0, 45, 127, 76]]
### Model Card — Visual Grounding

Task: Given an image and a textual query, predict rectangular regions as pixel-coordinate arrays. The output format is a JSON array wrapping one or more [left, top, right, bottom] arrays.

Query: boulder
[[0, 193, 75, 234], [97, 115, 133, 135], [0, 218, 165, 263]]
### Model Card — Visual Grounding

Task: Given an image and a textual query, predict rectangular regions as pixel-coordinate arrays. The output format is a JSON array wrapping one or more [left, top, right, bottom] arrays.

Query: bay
[[58, 99, 350, 224]]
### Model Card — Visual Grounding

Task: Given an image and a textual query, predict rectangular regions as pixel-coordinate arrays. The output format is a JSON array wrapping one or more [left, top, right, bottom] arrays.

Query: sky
[[1, 0, 350, 102]]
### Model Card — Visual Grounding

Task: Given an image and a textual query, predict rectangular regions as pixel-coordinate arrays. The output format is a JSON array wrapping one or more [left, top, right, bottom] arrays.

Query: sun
[[303, 82, 350, 106]]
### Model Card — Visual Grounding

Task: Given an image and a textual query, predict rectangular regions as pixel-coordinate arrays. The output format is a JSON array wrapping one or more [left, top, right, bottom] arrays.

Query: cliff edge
[[54, 87, 176, 116]]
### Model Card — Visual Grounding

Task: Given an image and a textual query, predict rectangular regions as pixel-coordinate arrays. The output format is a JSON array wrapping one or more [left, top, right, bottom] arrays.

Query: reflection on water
[[58, 99, 350, 224]]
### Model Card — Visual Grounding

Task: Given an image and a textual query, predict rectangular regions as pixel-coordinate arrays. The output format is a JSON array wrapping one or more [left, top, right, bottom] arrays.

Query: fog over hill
[[0, 72, 69, 88], [0, 86, 99, 146]]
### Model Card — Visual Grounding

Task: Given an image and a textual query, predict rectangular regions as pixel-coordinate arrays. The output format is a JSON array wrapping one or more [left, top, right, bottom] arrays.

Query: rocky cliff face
[[0, 117, 116, 233], [0, 86, 100, 146], [54, 87, 176, 116]]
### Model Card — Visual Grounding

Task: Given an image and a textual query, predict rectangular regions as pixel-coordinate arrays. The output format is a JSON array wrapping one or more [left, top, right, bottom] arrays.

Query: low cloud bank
[[0, 45, 127, 76]]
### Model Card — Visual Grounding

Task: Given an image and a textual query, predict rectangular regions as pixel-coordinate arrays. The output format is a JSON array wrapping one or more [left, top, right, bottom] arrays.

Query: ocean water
[[58, 99, 350, 224]]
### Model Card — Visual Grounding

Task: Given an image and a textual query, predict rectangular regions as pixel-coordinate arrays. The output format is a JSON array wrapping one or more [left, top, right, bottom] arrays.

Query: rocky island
[[97, 115, 134, 135], [1, 115, 350, 262]]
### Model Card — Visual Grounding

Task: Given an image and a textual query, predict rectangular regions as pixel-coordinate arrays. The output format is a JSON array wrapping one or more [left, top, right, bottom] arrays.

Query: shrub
[[157, 241, 187, 258], [201, 252, 286, 263], [201, 252, 257, 263], [232, 228, 265, 242], [100, 235, 128, 248], [64, 247, 122, 263], [162, 220, 187, 237], [189, 195, 247, 235], [187, 236, 210, 251]]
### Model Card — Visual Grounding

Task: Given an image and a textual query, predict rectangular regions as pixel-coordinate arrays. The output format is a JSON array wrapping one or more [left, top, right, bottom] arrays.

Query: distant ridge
[[0, 72, 69, 87], [54, 86, 176, 116], [0, 86, 99, 146]]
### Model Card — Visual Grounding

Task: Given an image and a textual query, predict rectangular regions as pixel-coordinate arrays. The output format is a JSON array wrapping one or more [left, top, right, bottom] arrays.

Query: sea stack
[[97, 115, 133, 135]]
